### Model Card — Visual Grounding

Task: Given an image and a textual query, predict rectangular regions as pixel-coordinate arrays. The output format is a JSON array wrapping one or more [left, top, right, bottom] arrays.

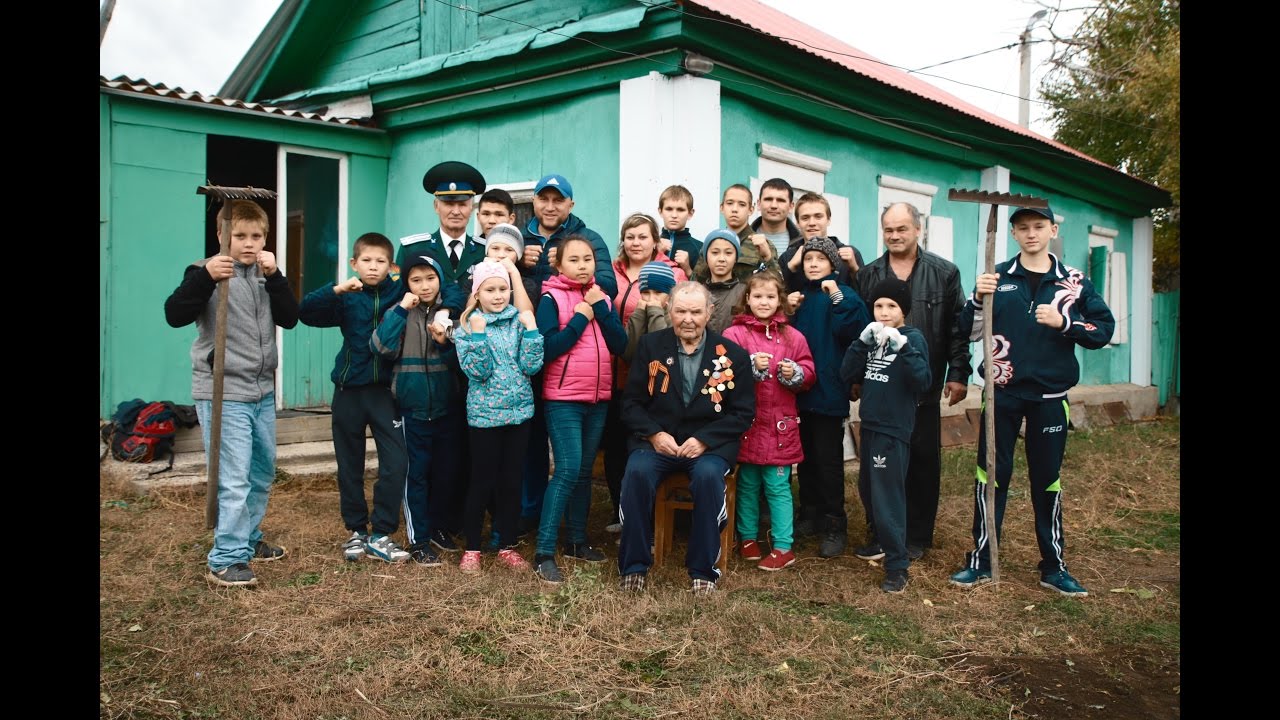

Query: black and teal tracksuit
[[957, 253, 1114, 575]]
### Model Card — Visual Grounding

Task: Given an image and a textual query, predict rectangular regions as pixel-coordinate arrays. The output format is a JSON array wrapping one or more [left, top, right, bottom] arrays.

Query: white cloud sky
[[99, 0, 1077, 136]]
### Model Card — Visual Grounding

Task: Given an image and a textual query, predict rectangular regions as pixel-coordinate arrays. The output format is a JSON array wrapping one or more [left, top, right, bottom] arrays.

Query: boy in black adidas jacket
[[948, 204, 1114, 598], [840, 277, 931, 594]]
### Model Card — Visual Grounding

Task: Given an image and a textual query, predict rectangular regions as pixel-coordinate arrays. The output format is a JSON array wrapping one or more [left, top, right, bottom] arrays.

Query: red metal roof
[[99, 76, 375, 128], [689, 0, 1110, 170]]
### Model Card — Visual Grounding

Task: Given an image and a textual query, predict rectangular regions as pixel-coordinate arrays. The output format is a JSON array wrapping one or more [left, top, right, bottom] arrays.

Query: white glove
[[432, 309, 452, 331], [883, 326, 907, 351], [859, 321, 884, 345]]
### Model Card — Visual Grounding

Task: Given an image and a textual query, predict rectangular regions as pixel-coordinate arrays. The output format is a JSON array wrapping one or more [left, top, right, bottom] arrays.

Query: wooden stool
[[652, 470, 737, 573]]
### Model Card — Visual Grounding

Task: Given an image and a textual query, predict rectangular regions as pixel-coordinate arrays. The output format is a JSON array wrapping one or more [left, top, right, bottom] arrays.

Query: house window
[[751, 144, 849, 255], [1087, 225, 1127, 345], [487, 181, 536, 236]]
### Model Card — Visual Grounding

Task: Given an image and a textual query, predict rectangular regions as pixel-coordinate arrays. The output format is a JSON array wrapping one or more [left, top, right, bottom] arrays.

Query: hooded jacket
[[371, 300, 460, 420], [164, 259, 299, 402], [790, 272, 871, 417], [454, 304, 544, 427], [721, 312, 816, 465]]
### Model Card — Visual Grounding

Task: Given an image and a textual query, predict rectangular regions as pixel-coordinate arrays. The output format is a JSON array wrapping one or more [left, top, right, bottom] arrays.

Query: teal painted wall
[[383, 87, 620, 246], [309, 1, 421, 90], [100, 93, 389, 417], [103, 120, 209, 418]]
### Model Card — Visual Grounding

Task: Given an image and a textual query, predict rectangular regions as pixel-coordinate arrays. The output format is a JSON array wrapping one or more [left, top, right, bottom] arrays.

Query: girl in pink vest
[[532, 236, 628, 584], [722, 273, 816, 571]]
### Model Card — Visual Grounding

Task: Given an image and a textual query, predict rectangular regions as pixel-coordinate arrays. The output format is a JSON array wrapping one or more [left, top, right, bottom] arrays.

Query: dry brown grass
[[100, 418, 1179, 720]]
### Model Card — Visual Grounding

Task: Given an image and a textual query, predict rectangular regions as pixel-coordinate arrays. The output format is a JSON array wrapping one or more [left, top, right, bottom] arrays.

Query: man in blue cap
[[398, 161, 488, 291], [521, 174, 617, 297]]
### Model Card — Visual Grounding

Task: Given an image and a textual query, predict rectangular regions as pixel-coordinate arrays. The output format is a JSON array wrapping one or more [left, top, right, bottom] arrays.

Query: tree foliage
[[1040, 0, 1180, 291]]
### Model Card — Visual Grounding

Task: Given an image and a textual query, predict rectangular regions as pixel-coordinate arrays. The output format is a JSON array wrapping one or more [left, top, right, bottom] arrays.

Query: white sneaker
[[342, 531, 367, 562], [365, 534, 410, 563], [605, 522, 623, 534]]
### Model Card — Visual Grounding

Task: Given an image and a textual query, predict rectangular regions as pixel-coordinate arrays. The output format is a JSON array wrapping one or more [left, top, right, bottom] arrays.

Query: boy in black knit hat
[[839, 277, 932, 593]]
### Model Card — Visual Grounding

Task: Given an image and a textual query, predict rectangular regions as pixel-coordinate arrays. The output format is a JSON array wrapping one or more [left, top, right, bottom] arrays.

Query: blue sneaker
[[365, 534, 410, 563], [1040, 570, 1089, 597], [949, 567, 993, 588]]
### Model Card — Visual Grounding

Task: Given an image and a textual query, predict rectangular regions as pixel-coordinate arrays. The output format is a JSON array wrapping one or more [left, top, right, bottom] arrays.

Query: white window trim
[[1087, 231, 1127, 345], [877, 174, 938, 197], [276, 145, 349, 409], [758, 143, 831, 174]]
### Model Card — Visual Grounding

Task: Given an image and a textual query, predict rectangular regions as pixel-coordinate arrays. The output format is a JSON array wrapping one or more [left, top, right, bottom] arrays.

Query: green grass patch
[[452, 630, 507, 666], [737, 590, 924, 652], [1092, 509, 1180, 551]]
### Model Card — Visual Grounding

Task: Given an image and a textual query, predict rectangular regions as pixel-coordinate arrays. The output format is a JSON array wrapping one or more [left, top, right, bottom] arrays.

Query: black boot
[[818, 515, 847, 558], [794, 506, 821, 538]]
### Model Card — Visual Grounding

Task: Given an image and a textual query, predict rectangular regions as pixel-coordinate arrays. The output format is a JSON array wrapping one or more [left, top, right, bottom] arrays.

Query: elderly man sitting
[[617, 281, 755, 594]]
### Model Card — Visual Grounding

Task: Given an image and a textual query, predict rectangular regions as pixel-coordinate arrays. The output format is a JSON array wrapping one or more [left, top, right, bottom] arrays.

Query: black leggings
[[463, 422, 531, 551]]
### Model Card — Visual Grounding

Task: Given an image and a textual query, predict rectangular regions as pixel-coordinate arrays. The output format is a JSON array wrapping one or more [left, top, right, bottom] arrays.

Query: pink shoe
[[497, 548, 531, 571], [459, 550, 482, 573]]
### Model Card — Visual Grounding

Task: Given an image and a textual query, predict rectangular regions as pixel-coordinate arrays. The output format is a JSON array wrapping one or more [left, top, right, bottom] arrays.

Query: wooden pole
[[207, 212, 232, 530], [981, 205, 1001, 584]]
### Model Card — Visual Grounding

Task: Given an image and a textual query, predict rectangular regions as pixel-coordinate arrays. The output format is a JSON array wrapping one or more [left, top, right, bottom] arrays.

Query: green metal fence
[[1151, 290, 1180, 407]]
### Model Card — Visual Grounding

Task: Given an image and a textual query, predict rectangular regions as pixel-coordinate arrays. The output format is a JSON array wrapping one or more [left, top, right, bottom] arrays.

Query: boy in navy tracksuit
[[949, 204, 1115, 598], [299, 232, 411, 564], [840, 278, 931, 593]]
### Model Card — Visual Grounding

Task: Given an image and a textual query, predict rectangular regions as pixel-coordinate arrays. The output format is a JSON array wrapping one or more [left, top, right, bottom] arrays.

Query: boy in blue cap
[[949, 203, 1115, 598]]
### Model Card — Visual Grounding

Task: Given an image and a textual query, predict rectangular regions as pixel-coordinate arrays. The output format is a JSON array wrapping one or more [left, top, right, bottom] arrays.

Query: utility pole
[[100, 0, 117, 47], [1019, 9, 1048, 128]]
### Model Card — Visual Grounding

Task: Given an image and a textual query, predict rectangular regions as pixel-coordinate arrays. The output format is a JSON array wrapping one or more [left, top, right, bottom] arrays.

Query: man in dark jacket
[[520, 173, 617, 298], [852, 202, 971, 560], [617, 281, 755, 594]]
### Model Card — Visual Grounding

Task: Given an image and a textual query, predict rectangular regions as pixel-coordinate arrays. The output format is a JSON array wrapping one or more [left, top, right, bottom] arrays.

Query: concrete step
[[101, 435, 377, 497]]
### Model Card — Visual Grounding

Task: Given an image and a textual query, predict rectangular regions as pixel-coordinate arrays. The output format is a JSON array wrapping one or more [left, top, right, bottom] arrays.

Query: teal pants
[[736, 463, 795, 550]]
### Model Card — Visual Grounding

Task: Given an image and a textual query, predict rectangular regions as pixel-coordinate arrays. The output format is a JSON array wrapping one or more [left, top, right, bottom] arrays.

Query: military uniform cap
[[422, 161, 486, 200]]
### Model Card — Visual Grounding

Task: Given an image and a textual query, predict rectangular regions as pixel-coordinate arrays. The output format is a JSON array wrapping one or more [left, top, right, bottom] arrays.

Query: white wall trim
[[1130, 216, 1153, 387], [1054, 214, 1066, 224], [619, 73, 721, 239], [1088, 224, 1120, 238], [490, 181, 536, 204], [877, 174, 938, 197], [758, 143, 832, 174]]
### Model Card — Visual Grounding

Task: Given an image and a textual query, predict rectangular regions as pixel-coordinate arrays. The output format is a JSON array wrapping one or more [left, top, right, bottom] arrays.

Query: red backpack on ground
[[100, 399, 181, 474]]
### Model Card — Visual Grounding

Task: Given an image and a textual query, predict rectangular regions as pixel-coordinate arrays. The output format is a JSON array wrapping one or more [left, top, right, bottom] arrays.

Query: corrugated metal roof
[[99, 76, 375, 128], [690, 0, 1112, 171]]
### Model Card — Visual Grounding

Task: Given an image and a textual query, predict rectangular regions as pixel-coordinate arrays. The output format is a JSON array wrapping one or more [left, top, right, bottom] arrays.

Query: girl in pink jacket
[[722, 273, 816, 571]]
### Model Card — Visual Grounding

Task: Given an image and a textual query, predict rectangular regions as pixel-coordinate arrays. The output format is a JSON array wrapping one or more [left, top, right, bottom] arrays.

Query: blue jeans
[[195, 395, 276, 571], [537, 400, 608, 557]]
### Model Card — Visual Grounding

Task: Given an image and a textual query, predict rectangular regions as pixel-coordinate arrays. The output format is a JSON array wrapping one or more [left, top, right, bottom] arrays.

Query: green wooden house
[[99, 0, 1171, 418]]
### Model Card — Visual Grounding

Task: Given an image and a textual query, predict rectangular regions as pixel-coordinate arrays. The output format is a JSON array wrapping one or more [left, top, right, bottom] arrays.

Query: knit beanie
[[638, 261, 677, 293], [401, 253, 444, 281], [869, 276, 912, 317], [800, 237, 844, 275], [471, 260, 511, 295], [702, 228, 742, 260], [484, 222, 525, 255]]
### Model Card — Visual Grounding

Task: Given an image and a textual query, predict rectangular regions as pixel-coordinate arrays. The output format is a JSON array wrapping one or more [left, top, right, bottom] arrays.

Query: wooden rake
[[196, 184, 278, 530], [946, 189, 1047, 585]]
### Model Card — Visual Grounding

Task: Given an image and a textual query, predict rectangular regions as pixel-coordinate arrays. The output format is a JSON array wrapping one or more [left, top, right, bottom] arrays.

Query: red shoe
[[757, 549, 796, 571], [738, 539, 763, 561], [497, 548, 531, 571], [459, 550, 482, 574]]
